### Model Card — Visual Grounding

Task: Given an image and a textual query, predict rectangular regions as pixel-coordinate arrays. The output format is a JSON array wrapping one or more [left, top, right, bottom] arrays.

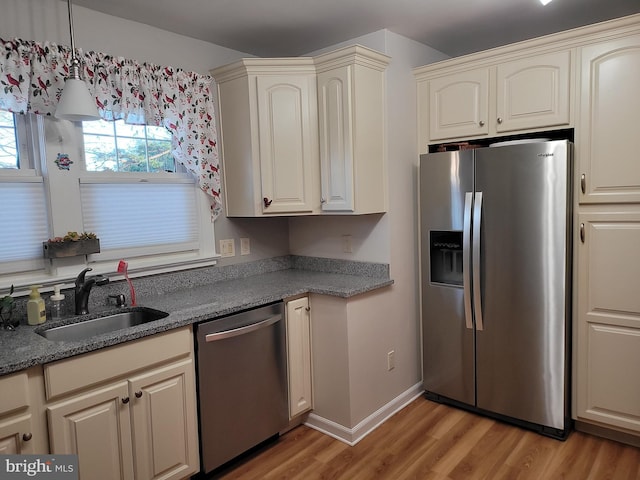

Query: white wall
[[1, 0, 291, 266], [294, 30, 448, 429]]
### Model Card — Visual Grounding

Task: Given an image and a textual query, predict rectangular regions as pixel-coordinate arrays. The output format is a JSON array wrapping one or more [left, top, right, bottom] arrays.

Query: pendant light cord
[[66, 0, 82, 80]]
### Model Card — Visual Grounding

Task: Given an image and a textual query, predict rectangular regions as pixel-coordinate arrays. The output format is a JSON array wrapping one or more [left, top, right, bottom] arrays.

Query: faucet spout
[[74, 268, 109, 315]]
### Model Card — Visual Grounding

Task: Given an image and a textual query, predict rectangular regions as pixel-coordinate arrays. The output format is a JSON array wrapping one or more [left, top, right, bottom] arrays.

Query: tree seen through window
[[83, 120, 174, 172]]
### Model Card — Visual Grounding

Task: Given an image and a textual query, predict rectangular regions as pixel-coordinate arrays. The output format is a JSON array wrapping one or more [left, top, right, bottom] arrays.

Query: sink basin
[[37, 307, 169, 342]]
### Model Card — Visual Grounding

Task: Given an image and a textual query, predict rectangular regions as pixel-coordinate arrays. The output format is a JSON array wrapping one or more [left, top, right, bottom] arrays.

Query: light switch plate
[[240, 237, 250, 255], [219, 239, 235, 257], [342, 234, 353, 253]]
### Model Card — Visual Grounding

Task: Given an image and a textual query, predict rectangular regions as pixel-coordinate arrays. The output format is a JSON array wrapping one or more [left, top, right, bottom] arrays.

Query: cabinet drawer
[[44, 327, 192, 401], [0, 371, 29, 415]]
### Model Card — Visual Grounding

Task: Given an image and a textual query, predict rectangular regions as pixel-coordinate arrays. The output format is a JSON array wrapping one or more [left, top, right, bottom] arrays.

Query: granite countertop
[[0, 266, 393, 376]]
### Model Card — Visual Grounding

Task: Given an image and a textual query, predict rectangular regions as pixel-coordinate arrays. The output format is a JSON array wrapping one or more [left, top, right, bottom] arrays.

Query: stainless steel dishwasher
[[194, 301, 288, 474]]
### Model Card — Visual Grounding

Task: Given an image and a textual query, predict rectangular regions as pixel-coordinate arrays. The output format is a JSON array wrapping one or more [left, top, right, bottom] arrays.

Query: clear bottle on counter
[[50, 284, 65, 322]]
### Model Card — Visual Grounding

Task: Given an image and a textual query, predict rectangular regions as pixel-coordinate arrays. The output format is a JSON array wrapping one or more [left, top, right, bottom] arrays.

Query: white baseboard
[[304, 382, 423, 446]]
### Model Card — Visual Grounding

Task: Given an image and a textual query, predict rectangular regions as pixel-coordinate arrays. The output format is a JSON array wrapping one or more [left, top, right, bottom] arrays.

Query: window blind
[[0, 179, 48, 273], [79, 180, 199, 258]]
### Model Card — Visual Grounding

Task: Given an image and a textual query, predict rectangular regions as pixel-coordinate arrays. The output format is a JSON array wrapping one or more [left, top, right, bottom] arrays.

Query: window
[[82, 120, 174, 172], [78, 119, 209, 264], [0, 112, 48, 275], [0, 114, 216, 288], [0, 110, 19, 169]]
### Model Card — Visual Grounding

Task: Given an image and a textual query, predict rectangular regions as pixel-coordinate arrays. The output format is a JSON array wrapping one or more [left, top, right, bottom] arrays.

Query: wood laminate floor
[[212, 397, 640, 479]]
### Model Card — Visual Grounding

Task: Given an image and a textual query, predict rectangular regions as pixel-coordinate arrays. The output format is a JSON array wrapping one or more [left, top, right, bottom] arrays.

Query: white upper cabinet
[[256, 74, 319, 214], [578, 34, 640, 204], [417, 49, 573, 147], [212, 45, 389, 217], [315, 46, 390, 214], [212, 59, 320, 217], [428, 68, 490, 141], [495, 50, 571, 133]]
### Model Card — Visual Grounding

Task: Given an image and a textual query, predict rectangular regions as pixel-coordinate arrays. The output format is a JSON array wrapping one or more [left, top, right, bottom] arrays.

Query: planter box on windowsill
[[43, 239, 101, 259]]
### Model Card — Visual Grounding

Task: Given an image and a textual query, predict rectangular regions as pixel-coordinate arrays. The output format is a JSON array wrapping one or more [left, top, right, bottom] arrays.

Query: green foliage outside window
[[83, 119, 174, 173]]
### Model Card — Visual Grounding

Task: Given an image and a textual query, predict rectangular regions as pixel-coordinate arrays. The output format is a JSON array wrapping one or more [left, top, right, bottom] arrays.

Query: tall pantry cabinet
[[574, 29, 640, 442]]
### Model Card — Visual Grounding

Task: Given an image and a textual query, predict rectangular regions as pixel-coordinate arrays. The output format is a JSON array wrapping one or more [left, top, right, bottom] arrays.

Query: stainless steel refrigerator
[[419, 139, 572, 439]]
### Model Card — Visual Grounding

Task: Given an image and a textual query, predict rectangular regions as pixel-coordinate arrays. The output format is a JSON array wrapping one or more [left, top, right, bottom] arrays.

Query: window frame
[[82, 119, 176, 173], [0, 114, 218, 292], [0, 113, 49, 280]]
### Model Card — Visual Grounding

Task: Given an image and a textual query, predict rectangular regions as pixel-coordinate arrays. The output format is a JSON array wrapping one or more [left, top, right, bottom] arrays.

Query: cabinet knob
[[305, 306, 311, 312], [263, 197, 273, 208], [22, 432, 32, 442], [580, 174, 586, 194], [121, 397, 130, 404], [320, 198, 326, 204], [135, 391, 143, 398], [479, 120, 485, 127], [497, 117, 503, 124]]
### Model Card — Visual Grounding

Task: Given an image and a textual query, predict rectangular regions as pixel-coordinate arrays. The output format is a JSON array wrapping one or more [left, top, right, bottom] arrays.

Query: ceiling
[[73, 0, 640, 58]]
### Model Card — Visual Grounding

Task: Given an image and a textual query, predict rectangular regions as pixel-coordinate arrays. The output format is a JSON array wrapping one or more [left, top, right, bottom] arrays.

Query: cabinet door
[[496, 50, 571, 132], [286, 297, 313, 418], [128, 359, 199, 480], [257, 75, 318, 214], [578, 35, 640, 204], [47, 382, 134, 480], [428, 69, 489, 140], [317, 66, 354, 212], [575, 210, 640, 433], [0, 415, 36, 454]]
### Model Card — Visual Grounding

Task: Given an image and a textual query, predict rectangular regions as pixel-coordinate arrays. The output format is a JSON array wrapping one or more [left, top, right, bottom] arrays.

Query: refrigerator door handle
[[463, 192, 473, 330], [473, 192, 484, 331]]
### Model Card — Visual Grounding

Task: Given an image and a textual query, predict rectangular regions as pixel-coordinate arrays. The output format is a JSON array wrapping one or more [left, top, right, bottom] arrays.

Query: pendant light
[[55, 0, 100, 121]]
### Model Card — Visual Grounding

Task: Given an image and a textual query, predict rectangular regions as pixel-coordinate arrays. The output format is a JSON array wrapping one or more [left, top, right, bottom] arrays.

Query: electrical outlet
[[219, 239, 235, 257], [387, 350, 395, 371], [240, 237, 250, 255], [342, 234, 353, 253]]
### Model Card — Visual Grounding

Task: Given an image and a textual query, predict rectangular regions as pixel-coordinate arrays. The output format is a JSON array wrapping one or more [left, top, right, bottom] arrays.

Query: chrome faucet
[[74, 268, 109, 315]]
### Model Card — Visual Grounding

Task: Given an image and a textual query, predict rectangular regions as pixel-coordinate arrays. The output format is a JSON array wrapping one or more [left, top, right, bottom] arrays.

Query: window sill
[[1, 254, 220, 296]]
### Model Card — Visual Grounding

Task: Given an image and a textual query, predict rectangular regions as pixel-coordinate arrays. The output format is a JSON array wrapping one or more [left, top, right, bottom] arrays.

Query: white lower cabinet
[[575, 209, 640, 435], [0, 367, 48, 454], [48, 382, 135, 480], [128, 361, 197, 480], [286, 297, 313, 418], [45, 327, 199, 480]]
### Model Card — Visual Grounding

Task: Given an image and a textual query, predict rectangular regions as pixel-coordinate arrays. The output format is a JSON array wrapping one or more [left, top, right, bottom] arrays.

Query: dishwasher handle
[[204, 314, 282, 342]]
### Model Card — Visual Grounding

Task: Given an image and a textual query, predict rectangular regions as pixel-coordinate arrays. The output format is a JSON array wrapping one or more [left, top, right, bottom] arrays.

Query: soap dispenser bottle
[[50, 284, 65, 321], [27, 285, 46, 325]]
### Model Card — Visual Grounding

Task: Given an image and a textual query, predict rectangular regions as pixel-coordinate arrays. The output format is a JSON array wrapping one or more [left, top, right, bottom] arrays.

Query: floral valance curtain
[[0, 37, 221, 218]]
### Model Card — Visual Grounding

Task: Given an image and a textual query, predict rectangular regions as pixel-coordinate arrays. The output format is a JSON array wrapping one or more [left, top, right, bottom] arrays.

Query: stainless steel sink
[[37, 307, 169, 342]]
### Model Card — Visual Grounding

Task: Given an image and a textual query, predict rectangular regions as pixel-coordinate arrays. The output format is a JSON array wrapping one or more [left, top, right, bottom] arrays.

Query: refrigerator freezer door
[[420, 150, 475, 406], [474, 140, 571, 430]]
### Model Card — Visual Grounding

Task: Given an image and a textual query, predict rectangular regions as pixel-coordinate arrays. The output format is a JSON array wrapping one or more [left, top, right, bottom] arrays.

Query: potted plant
[[1, 285, 18, 330], [43, 231, 100, 258]]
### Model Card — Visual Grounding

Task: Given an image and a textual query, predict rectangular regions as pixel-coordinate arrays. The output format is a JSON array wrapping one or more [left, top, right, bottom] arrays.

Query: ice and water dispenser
[[429, 231, 463, 286]]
